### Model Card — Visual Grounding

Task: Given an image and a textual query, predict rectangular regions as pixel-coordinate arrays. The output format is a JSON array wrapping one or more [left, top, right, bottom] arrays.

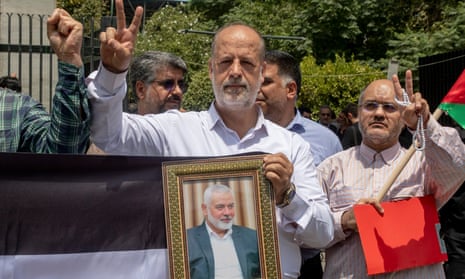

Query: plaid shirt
[[0, 62, 90, 153]]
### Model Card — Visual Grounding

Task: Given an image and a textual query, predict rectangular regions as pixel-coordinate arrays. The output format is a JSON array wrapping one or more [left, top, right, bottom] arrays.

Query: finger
[[115, 0, 126, 33], [57, 17, 73, 37], [105, 27, 117, 41], [391, 74, 404, 100], [128, 6, 144, 34], [405, 70, 413, 96], [47, 9, 60, 25], [99, 31, 108, 44], [413, 92, 423, 112], [47, 9, 61, 37]]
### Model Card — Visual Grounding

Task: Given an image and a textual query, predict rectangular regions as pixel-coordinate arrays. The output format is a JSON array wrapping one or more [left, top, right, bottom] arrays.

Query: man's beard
[[211, 71, 261, 109], [207, 210, 233, 231]]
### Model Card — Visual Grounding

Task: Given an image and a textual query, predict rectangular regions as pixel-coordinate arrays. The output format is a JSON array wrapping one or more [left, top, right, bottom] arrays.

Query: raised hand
[[99, 0, 143, 73], [47, 8, 83, 67], [392, 70, 430, 129]]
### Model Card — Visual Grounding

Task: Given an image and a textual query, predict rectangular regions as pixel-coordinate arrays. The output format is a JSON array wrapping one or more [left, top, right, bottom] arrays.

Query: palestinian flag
[[0, 152, 204, 279], [439, 69, 465, 129]]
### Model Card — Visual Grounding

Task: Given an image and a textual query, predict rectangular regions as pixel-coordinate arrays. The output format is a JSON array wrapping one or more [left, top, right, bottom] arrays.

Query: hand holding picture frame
[[162, 154, 281, 279]]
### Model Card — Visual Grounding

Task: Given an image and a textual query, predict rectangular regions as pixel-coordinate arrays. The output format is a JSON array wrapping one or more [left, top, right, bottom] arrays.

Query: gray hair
[[129, 51, 188, 99], [203, 184, 233, 206]]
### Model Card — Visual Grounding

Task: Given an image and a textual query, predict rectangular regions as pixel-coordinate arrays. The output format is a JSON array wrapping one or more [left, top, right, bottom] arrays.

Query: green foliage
[[182, 64, 214, 111], [188, 0, 239, 22], [299, 54, 384, 118], [218, 0, 311, 60], [137, 4, 215, 73], [132, 0, 463, 113], [135, 4, 217, 109], [386, 1, 465, 75]]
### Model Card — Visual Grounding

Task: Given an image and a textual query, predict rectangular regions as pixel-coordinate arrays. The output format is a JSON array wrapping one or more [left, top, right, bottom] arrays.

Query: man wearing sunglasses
[[318, 73, 465, 278], [129, 51, 188, 115], [86, 0, 334, 278]]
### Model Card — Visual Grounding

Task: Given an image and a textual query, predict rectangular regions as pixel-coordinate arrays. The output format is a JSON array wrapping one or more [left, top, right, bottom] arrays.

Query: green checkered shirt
[[0, 61, 90, 153]]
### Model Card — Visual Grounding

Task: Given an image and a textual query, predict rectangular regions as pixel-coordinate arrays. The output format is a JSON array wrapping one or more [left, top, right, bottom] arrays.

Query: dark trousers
[[298, 253, 323, 279], [444, 261, 465, 279], [443, 234, 465, 279]]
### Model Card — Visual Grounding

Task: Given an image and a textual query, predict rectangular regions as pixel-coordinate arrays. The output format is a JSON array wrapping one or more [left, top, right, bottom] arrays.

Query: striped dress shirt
[[318, 117, 465, 278]]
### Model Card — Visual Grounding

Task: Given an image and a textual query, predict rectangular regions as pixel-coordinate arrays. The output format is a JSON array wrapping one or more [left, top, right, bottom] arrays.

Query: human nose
[[230, 59, 242, 78], [223, 206, 233, 216], [171, 83, 183, 96]]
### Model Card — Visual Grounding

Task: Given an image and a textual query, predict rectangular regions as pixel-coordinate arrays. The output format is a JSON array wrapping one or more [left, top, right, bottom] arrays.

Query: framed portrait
[[162, 154, 281, 279]]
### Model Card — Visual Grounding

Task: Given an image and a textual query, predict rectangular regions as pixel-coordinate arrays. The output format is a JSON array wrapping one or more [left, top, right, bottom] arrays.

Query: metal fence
[[0, 12, 100, 111]]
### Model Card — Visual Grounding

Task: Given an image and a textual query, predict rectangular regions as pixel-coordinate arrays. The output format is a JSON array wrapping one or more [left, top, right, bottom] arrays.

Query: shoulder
[[233, 225, 257, 237], [265, 119, 310, 144], [303, 118, 339, 138], [299, 117, 342, 149], [318, 146, 357, 171], [0, 89, 39, 110], [187, 224, 205, 236]]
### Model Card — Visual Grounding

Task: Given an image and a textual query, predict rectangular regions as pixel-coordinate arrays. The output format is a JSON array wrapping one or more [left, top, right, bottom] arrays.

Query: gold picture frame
[[162, 154, 281, 279]]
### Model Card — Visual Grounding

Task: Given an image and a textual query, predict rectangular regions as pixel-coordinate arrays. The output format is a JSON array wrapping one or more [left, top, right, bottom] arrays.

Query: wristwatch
[[277, 183, 296, 208]]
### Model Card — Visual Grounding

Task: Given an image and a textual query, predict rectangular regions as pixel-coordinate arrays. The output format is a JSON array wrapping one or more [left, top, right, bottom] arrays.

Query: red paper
[[354, 195, 448, 275]]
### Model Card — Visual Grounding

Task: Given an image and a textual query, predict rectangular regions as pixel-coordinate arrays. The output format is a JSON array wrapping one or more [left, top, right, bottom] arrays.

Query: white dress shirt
[[86, 65, 335, 278]]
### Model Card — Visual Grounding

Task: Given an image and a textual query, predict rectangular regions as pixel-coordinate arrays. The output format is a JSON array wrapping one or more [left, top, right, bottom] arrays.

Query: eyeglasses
[[361, 101, 398, 113], [152, 79, 188, 93]]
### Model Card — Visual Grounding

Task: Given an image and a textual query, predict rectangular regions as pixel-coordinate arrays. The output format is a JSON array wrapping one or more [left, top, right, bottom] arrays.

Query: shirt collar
[[286, 110, 305, 134], [205, 221, 233, 239], [359, 142, 402, 165], [207, 102, 267, 137]]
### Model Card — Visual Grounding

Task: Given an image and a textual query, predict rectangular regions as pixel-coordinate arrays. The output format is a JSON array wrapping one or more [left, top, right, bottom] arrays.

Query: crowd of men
[[1, 0, 465, 278]]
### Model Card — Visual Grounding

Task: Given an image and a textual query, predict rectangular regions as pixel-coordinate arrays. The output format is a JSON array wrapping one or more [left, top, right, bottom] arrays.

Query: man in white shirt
[[187, 184, 259, 279], [86, 1, 334, 277]]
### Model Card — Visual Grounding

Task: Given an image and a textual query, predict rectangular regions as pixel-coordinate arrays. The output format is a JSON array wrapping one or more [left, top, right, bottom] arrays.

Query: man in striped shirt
[[318, 71, 465, 278], [0, 8, 89, 153]]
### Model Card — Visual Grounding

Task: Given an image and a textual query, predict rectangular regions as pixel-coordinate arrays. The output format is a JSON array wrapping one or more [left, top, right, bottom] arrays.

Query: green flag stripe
[[439, 102, 465, 129]]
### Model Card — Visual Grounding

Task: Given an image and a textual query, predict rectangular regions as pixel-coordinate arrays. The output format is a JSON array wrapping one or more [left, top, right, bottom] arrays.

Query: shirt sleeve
[[424, 117, 465, 208], [86, 63, 127, 151], [316, 159, 353, 248], [279, 134, 335, 249], [20, 61, 90, 153]]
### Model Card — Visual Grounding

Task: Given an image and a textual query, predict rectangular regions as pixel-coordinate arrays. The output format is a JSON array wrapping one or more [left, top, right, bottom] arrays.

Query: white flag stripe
[[0, 249, 169, 279]]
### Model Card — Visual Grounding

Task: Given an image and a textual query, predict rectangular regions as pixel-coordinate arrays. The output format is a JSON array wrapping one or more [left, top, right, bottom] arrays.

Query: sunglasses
[[153, 79, 188, 93], [361, 101, 398, 113]]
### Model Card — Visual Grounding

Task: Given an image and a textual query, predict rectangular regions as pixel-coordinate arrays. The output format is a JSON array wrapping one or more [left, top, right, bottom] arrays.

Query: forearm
[[86, 63, 127, 151], [47, 61, 90, 153], [424, 117, 465, 207]]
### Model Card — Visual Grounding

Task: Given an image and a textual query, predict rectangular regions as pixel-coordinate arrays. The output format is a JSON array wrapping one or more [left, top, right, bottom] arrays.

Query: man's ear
[[135, 80, 146, 100], [287, 81, 297, 100]]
